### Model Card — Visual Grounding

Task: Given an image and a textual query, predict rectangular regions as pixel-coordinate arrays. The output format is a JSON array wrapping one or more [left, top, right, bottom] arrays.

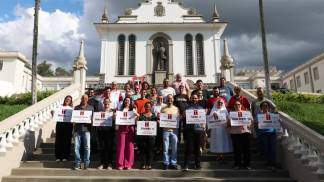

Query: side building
[[0, 48, 99, 97], [282, 52, 324, 93]]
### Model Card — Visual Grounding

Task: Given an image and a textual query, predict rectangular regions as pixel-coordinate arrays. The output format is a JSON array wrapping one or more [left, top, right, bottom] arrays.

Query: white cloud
[[0, 5, 84, 69]]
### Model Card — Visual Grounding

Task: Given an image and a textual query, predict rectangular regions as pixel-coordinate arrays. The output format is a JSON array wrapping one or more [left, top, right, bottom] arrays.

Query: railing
[[228, 82, 324, 179], [0, 84, 81, 155]]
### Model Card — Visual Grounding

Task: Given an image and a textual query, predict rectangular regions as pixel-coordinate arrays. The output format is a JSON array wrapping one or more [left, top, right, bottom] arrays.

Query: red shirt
[[227, 95, 250, 111], [134, 98, 150, 114]]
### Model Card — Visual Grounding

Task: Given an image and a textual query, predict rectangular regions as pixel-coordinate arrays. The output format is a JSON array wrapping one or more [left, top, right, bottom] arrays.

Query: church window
[[117, 35, 126, 76], [128, 35, 136, 75], [185, 34, 193, 75], [196, 34, 205, 75]]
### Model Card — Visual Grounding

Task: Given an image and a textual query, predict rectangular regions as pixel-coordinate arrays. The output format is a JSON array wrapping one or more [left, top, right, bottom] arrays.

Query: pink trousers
[[116, 130, 135, 169]]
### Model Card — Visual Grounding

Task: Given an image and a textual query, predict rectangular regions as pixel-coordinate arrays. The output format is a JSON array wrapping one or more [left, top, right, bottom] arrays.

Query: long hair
[[63, 95, 73, 107], [121, 96, 134, 111]]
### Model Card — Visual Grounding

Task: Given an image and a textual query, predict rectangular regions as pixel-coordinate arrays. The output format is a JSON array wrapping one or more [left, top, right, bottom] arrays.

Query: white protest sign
[[71, 110, 93, 124], [92, 112, 113, 127], [186, 109, 206, 124], [257, 113, 281, 130], [207, 111, 227, 129], [116, 111, 136, 125], [53, 106, 73, 123], [159, 113, 179, 129], [229, 111, 251, 126], [137, 121, 157, 136]]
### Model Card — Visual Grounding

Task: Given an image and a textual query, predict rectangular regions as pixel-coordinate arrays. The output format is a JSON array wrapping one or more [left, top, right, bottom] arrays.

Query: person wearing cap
[[159, 78, 176, 103], [172, 73, 190, 95]]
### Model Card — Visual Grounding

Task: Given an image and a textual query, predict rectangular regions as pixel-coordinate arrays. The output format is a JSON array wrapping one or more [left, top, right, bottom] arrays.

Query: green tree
[[37, 61, 54, 77], [55, 67, 72, 76]]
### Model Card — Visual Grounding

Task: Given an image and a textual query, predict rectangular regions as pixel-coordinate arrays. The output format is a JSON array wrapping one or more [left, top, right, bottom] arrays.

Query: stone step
[[1, 176, 297, 182], [19, 161, 275, 170], [10, 168, 290, 178], [29, 153, 265, 162], [35, 147, 259, 154]]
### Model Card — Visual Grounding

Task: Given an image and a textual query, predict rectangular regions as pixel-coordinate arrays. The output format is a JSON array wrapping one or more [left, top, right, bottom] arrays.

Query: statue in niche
[[154, 2, 165, 17], [154, 42, 167, 71]]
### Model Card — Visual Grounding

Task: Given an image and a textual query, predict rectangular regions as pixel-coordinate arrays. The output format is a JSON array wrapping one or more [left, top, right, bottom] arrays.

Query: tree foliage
[[37, 60, 54, 77], [55, 67, 72, 76]]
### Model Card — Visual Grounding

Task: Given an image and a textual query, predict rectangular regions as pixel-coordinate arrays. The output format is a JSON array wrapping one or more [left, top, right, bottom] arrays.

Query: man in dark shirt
[[73, 95, 94, 170], [192, 80, 210, 100], [173, 85, 189, 143]]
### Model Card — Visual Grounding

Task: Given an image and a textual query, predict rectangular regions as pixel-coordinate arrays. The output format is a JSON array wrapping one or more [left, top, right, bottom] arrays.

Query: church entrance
[[147, 32, 174, 85]]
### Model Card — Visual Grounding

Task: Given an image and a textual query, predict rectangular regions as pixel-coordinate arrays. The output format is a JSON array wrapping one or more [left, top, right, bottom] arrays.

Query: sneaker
[[56, 159, 61, 162], [84, 165, 89, 170], [73, 166, 82, 170], [183, 166, 189, 171], [97, 165, 105, 170], [232, 166, 240, 170], [163, 165, 168, 170], [117, 167, 123, 170], [107, 165, 113, 170], [169, 165, 179, 170], [62, 159, 68, 162], [146, 165, 152, 170]]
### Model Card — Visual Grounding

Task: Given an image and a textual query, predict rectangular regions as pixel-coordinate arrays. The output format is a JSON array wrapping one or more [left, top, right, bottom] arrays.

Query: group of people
[[54, 74, 280, 171]]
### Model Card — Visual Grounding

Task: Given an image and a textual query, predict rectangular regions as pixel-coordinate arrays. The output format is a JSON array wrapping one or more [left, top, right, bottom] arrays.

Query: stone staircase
[[2, 134, 296, 182]]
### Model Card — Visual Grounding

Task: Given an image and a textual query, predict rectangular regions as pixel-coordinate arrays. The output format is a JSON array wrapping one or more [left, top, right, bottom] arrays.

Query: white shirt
[[159, 87, 176, 103]]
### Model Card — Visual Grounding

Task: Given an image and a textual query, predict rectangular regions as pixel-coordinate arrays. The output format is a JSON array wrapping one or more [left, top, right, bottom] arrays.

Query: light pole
[[258, 0, 271, 99], [31, 0, 40, 104]]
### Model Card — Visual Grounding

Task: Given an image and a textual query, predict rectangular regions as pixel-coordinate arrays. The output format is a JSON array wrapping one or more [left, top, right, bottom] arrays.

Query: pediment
[[116, 0, 205, 23]]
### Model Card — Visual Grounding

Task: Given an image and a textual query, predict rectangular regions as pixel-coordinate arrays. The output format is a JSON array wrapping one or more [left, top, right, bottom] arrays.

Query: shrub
[[272, 92, 324, 104], [0, 90, 57, 105]]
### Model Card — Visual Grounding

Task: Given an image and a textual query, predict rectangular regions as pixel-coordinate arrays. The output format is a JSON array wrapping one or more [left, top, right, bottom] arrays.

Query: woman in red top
[[227, 86, 250, 111]]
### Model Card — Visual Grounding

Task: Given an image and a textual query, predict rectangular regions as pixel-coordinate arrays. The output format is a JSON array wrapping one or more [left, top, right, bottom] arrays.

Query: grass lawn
[[275, 101, 324, 135], [0, 104, 28, 121]]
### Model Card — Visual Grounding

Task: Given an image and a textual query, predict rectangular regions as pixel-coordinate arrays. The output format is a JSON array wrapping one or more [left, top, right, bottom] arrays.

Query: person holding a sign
[[116, 96, 137, 170], [73, 95, 94, 170], [54, 95, 73, 162], [160, 94, 180, 170], [251, 87, 277, 156], [183, 93, 207, 171], [137, 102, 158, 170], [227, 100, 253, 170], [96, 98, 115, 170], [257, 101, 280, 171], [208, 100, 232, 162]]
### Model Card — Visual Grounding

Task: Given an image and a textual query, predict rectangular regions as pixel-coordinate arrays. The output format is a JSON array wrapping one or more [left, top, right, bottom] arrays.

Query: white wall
[[100, 30, 222, 84]]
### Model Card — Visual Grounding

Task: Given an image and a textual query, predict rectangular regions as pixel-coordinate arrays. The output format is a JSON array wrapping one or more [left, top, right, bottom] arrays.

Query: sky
[[0, 0, 323, 75]]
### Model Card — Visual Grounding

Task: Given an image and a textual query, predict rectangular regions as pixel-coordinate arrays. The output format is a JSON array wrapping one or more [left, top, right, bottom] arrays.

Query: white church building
[[95, 0, 229, 85]]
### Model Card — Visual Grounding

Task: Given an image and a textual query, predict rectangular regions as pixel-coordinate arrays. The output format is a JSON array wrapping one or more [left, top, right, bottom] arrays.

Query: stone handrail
[[0, 83, 81, 154], [228, 82, 324, 178]]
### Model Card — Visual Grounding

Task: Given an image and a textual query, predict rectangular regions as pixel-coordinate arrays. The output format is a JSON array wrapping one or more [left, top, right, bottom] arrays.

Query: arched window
[[196, 34, 205, 75], [128, 35, 136, 75], [185, 34, 193, 75], [117, 34, 126, 76]]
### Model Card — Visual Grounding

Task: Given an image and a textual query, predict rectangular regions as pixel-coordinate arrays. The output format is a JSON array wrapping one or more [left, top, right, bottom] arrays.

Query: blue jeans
[[74, 131, 91, 167], [259, 132, 276, 166], [162, 130, 178, 166]]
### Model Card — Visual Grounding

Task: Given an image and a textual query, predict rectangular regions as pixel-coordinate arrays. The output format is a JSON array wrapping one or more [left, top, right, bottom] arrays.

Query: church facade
[[95, 0, 227, 85]]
